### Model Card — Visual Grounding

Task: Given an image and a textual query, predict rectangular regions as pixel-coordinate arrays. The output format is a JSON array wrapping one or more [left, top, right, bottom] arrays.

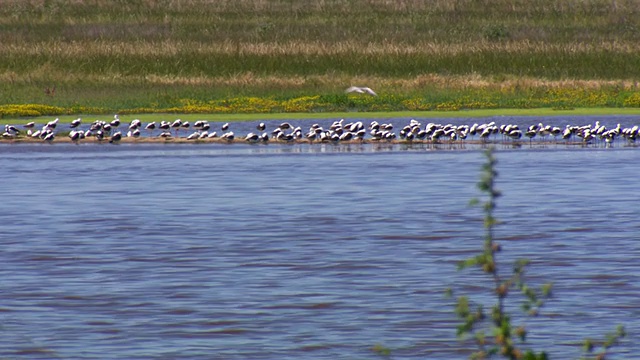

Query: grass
[[1, 0, 640, 115]]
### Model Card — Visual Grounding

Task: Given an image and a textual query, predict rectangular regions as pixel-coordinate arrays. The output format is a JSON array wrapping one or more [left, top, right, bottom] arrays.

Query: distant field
[[1, 0, 639, 116]]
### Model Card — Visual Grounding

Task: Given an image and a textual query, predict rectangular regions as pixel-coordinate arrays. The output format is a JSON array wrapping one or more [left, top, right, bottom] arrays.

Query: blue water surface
[[0, 116, 639, 359]]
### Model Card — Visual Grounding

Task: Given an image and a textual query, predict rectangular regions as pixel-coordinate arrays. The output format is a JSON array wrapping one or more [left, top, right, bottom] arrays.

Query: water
[[1, 116, 639, 359]]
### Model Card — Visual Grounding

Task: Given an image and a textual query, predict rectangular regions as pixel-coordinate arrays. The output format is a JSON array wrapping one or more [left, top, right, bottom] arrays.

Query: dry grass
[[1, 0, 639, 112], [3, 40, 640, 57]]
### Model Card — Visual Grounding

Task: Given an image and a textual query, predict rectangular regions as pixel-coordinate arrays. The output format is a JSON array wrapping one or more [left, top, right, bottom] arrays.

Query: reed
[[1, 0, 639, 114]]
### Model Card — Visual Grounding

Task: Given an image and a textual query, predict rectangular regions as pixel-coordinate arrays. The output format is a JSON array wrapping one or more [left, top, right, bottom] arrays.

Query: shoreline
[[0, 135, 632, 148]]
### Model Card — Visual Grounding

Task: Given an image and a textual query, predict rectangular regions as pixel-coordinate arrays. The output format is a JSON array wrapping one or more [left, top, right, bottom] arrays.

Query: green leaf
[[457, 257, 479, 270], [583, 338, 594, 352], [372, 343, 391, 356]]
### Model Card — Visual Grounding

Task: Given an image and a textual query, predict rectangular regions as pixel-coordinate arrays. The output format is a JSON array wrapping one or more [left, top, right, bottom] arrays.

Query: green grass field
[[1, 0, 639, 117]]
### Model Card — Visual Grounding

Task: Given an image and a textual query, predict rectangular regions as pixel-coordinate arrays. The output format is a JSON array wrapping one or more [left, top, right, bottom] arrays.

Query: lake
[[0, 116, 638, 359]]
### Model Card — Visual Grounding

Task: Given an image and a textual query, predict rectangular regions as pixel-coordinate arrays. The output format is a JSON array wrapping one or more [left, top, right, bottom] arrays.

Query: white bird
[[45, 118, 59, 130], [42, 132, 55, 142], [69, 130, 83, 142], [345, 86, 377, 96], [69, 118, 82, 128], [245, 132, 260, 143], [221, 131, 234, 141], [129, 119, 142, 130], [109, 131, 122, 144], [110, 115, 121, 129], [127, 129, 141, 138]]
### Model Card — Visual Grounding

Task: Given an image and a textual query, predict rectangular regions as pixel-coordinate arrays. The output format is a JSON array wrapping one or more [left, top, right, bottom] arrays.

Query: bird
[[221, 131, 234, 141], [257, 122, 266, 131], [127, 129, 141, 138], [5, 124, 19, 134], [129, 119, 142, 130], [69, 118, 82, 128], [221, 122, 229, 131], [2, 130, 17, 138], [45, 118, 59, 131], [109, 131, 122, 143], [110, 115, 121, 129], [279, 122, 292, 130], [245, 132, 260, 143], [171, 119, 183, 136], [69, 130, 83, 142], [345, 86, 377, 96], [42, 133, 55, 142]]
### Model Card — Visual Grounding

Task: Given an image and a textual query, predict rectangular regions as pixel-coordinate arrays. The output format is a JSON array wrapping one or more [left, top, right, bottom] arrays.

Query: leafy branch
[[452, 147, 553, 360]]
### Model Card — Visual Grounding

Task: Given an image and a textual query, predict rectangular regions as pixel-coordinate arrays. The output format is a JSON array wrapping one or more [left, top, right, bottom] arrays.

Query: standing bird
[[45, 118, 59, 131], [69, 118, 82, 128], [345, 86, 377, 96], [110, 115, 121, 130], [171, 119, 183, 137], [144, 122, 156, 137], [129, 119, 142, 130], [524, 128, 537, 144]]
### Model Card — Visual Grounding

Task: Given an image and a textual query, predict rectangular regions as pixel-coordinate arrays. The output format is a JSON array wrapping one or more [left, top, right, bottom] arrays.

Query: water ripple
[[1, 133, 639, 359]]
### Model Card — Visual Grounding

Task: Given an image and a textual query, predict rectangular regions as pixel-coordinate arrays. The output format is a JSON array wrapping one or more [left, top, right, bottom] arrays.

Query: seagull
[[345, 86, 377, 96]]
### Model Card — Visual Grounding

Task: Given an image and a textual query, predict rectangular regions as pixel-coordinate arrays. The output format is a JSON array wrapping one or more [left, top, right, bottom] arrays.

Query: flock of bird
[[2, 114, 640, 146]]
